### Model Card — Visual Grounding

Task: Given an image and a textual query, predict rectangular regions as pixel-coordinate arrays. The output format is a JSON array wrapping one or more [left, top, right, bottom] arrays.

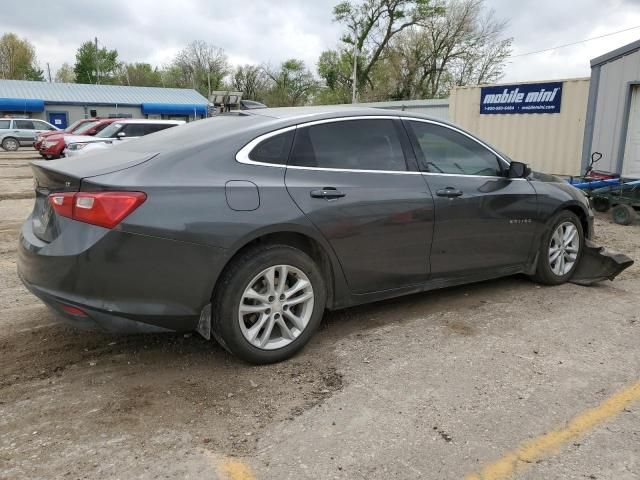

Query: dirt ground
[[1, 150, 639, 480]]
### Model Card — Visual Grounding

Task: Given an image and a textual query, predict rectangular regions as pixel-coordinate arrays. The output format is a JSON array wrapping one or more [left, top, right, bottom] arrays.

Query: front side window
[[408, 121, 502, 176], [289, 119, 407, 171], [96, 123, 123, 138], [15, 120, 34, 130], [33, 120, 54, 130], [248, 130, 294, 165], [144, 124, 174, 135]]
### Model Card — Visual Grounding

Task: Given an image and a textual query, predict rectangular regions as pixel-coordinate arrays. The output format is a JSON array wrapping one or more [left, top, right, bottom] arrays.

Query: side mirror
[[507, 161, 531, 179], [116, 131, 126, 139]]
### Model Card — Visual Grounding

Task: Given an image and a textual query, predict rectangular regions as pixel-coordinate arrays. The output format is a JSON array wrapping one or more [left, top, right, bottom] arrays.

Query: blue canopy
[[0, 97, 45, 112], [141, 102, 207, 116]]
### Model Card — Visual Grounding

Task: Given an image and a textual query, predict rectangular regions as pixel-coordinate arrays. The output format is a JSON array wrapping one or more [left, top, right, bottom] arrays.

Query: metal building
[[0, 80, 209, 129], [583, 39, 640, 178], [450, 78, 590, 175]]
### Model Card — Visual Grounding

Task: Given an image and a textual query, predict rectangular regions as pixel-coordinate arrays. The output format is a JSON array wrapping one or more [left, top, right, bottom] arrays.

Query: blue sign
[[480, 82, 563, 114]]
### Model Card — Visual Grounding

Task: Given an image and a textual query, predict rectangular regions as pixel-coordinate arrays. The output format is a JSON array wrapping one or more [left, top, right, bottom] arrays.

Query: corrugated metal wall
[[590, 49, 640, 173], [450, 78, 590, 175]]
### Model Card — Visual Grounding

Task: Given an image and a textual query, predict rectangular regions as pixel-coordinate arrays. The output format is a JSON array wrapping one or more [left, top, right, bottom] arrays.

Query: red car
[[33, 118, 99, 151], [38, 118, 124, 159]]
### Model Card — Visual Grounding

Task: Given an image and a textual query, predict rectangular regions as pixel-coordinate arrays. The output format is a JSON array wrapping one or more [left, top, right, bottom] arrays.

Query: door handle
[[310, 187, 346, 200], [436, 188, 463, 198]]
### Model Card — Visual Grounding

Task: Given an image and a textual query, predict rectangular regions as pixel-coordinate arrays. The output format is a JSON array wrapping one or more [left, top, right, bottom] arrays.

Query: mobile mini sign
[[480, 82, 563, 114]]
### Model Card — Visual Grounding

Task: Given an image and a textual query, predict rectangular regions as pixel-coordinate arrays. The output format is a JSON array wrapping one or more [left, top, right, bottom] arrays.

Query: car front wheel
[[531, 211, 584, 285], [212, 245, 326, 364]]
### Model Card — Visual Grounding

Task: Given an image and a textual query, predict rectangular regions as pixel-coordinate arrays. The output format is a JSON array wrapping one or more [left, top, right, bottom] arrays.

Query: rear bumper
[[18, 215, 229, 334]]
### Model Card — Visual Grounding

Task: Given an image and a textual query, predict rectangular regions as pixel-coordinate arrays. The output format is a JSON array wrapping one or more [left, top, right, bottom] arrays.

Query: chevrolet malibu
[[18, 107, 593, 364]]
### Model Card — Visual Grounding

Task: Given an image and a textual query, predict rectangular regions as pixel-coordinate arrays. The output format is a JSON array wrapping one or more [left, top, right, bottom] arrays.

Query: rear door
[[13, 119, 36, 144], [404, 119, 538, 278], [284, 117, 435, 294]]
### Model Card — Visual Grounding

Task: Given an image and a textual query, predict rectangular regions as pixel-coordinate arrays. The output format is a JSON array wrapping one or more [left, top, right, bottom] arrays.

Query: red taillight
[[60, 304, 88, 317], [48, 191, 146, 229]]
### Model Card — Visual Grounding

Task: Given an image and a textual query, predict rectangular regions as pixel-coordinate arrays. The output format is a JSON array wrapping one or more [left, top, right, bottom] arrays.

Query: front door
[[285, 117, 435, 294], [404, 119, 538, 278], [48, 112, 68, 130]]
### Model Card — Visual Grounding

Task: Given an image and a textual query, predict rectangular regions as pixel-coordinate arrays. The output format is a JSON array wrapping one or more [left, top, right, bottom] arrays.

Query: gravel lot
[[1, 150, 638, 480]]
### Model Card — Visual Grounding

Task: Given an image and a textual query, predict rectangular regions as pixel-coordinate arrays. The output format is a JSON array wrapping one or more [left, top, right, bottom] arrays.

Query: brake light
[[48, 191, 146, 229]]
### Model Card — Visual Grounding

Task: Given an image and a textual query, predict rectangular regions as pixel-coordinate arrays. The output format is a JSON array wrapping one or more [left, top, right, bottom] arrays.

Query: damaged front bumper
[[571, 239, 634, 286]]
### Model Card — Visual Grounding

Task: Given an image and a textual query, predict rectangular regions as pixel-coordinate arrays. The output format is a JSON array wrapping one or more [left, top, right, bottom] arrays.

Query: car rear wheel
[[531, 211, 584, 285], [2, 137, 19, 151], [211, 245, 326, 364]]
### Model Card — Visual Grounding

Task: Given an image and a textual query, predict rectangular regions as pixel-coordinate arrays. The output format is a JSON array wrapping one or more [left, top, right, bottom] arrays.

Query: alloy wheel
[[238, 265, 314, 350], [548, 221, 580, 276], [2, 138, 18, 151]]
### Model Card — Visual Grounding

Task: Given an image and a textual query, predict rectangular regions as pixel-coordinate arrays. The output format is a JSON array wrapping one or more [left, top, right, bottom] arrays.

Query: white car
[[65, 119, 185, 157]]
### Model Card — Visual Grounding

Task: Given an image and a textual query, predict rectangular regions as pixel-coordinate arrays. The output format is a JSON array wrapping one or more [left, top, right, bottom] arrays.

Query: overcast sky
[[2, 0, 640, 84]]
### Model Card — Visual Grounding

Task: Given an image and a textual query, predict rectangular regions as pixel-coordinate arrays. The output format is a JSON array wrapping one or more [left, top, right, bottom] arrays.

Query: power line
[[511, 25, 640, 58]]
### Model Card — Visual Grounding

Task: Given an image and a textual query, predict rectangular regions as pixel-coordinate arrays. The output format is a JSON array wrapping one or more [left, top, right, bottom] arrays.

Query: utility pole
[[46, 63, 52, 82], [95, 37, 100, 85], [351, 27, 358, 104]]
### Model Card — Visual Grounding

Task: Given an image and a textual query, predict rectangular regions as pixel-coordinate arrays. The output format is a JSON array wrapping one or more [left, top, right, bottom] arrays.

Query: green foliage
[[0, 33, 43, 80], [55, 62, 75, 83], [231, 64, 270, 101], [171, 41, 229, 97], [74, 40, 120, 84], [264, 59, 319, 107], [120, 63, 163, 87]]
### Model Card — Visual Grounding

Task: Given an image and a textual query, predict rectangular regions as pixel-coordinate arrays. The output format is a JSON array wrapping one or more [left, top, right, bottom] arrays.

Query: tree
[[316, 50, 353, 104], [231, 64, 270, 101], [119, 62, 162, 87], [74, 40, 120, 84], [0, 33, 44, 80], [331, 0, 443, 99], [264, 59, 319, 107], [171, 41, 229, 97], [55, 62, 75, 83]]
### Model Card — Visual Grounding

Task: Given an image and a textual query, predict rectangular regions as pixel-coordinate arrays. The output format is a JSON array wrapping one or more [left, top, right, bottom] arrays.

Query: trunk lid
[[30, 150, 157, 242]]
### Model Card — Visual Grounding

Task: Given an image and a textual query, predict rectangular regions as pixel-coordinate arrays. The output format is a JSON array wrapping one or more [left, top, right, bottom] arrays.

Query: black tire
[[531, 210, 584, 285], [612, 204, 636, 226], [591, 196, 610, 213], [211, 244, 326, 364], [1, 137, 19, 152]]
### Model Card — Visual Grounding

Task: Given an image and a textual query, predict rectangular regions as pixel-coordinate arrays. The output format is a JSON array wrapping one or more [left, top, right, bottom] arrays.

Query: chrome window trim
[[235, 115, 517, 178]]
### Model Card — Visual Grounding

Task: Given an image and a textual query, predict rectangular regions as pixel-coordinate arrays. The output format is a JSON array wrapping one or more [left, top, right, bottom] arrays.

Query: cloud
[[1, 0, 639, 85]]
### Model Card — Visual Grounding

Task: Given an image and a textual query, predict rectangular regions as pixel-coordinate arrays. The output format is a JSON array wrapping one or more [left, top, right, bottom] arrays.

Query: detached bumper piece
[[571, 239, 634, 286]]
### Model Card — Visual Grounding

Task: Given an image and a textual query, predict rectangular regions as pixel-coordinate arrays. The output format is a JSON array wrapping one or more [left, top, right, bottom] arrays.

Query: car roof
[[109, 119, 186, 124]]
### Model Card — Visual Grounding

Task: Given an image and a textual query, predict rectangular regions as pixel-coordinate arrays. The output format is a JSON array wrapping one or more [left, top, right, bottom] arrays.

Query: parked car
[[0, 118, 59, 151], [64, 119, 185, 157], [38, 118, 125, 160], [34, 118, 100, 151], [18, 107, 593, 364]]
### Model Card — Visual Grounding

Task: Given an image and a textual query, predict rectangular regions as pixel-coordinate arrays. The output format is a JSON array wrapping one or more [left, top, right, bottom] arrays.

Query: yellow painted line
[[466, 381, 640, 480], [217, 458, 256, 480]]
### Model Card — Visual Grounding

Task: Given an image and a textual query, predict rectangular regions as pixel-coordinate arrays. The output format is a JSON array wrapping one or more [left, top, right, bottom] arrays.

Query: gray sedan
[[18, 107, 593, 364]]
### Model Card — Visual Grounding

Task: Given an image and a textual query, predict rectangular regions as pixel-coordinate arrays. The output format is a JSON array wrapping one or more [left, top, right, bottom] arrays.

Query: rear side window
[[0, 120, 10, 129], [15, 120, 34, 129], [248, 130, 294, 165], [289, 119, 407, 171], [145, 124, 175, 135], [121, 124, 146, 136], [408, 121, 502, 176]]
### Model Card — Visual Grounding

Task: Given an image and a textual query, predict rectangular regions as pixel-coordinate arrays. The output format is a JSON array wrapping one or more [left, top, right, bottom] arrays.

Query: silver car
[[0, 118, 59, 151]]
